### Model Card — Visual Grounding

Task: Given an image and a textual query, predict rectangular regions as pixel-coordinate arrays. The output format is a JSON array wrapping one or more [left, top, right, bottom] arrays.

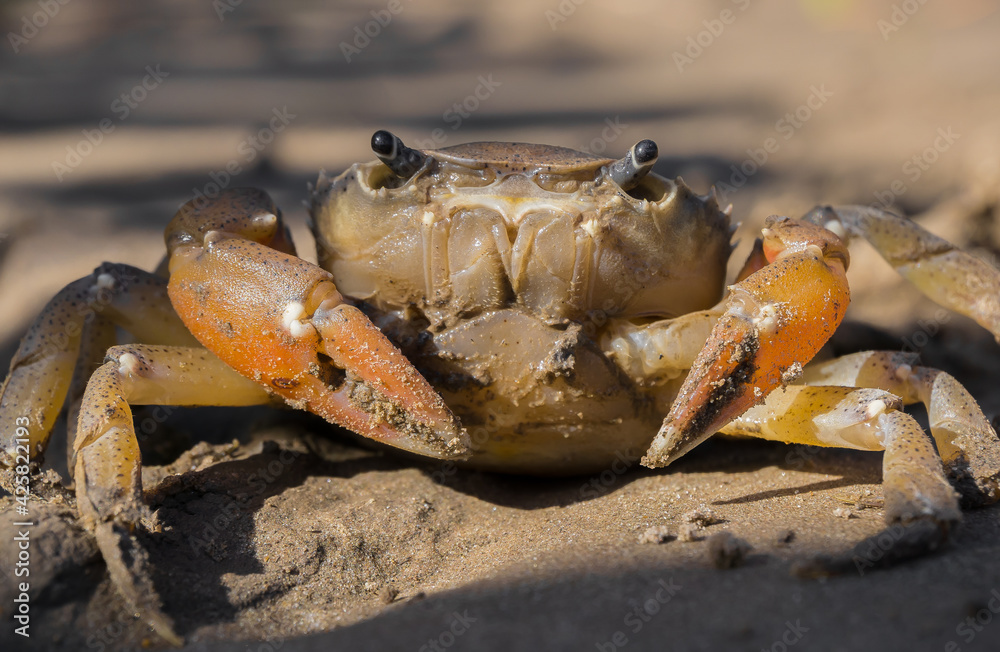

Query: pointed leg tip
[[443, 433, 472, 460], [352, 376, 470, 460], [641, 442, 669, 469], [93, 521, 184, 647], [642, 423, 692, 469], [429, 418, 472, 460], [640, 426, 668, 468], [639, 453, 661, 469]]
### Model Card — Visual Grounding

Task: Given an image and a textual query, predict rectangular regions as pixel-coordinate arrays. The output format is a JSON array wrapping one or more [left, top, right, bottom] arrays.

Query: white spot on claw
[[824, 219, 847, 240], [753, 304, 779, 333], [253, 213, 277, 228], [866, 399, 887, 420], [118, 352, 141, 377], [282, 302, 306, 327], [96, 273, 116, 291], [289, 320, 312, 338], [282, 301, 313, 338]]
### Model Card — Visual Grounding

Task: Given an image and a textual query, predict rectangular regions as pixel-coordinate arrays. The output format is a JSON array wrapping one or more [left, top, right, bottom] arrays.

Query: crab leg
[[719, 384, 961, 521], [64, 313, 119, 470], [642, 216, 851, 468], [166, 188, 469, 459], [73, 343, 274, 646], [801, 350, 1000, 505], [0, 264, 197, 468], [719, 384, 961, 574], [803, 205, 1000, 341]]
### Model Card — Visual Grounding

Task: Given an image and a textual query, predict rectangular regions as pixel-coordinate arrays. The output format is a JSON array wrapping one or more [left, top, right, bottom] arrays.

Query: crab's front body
[[3, 130, 1000, 645], [309, 137, 731, 472]]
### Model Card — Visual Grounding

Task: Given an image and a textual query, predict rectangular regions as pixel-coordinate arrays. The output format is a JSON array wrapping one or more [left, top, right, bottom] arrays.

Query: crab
[[3, 130, 1000, 644]]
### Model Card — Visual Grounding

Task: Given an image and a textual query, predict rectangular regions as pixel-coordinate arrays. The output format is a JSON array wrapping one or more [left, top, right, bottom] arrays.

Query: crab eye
[[606, 139, 658, 191], [371, 130, 428, 179]]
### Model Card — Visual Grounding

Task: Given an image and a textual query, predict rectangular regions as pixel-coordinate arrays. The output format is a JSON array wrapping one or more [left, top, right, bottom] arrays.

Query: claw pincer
[[166, 189, 469, 459], [644, 216, 851, 467]]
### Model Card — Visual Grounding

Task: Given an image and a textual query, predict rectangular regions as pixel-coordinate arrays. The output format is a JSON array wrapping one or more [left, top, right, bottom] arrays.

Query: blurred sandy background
[[3, 1, 1000, 651]]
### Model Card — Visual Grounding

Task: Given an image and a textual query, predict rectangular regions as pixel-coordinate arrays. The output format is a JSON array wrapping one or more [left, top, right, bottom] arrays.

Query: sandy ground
[[3, 1, 1000, 650]]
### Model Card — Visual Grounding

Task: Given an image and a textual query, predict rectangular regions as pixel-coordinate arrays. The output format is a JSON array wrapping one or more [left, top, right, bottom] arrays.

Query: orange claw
[[166, 189, 469, 459], [643, 216, 851, 467]]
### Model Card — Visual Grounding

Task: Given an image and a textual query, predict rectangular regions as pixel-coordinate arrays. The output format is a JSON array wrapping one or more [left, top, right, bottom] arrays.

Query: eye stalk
[[606, 139, 658, 191], [371, 130, 428, 178]]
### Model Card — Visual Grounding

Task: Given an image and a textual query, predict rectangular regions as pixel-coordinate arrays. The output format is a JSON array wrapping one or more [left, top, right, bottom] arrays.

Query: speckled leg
[[0, 264, 197, 469], [74, 343, 272, 646], [719, 384, 961, 522], [802, 350, 1000, 506], [792, 411, 961, 578], [74, 343, 271, 523], [64, 314, 118, 474], [718, 384, 961, 574], [803, 205, 1000, 340]]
